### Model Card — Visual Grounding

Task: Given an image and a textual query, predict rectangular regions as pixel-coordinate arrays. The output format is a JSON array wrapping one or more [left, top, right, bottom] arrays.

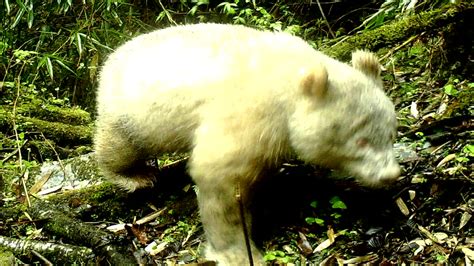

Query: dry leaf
[[106, 223, 128, 233], [145, 241, 168, 256], [37, 185, 63, 196], [417, 225, 442, 244], [29, 170, 53, 195], [460, 211, 472, 230], [410, 101, 419, 118], [297, 232, 313, 256], [408, 190, 416, 201], [314, 230, 346, 253], [129, 224, 150, 245], [327, 227, 335, 244], [136, 207, 168, 225], [462, 247, 474, 261], [183, 183, 192, 192], [395, 197, 410, 216], [436, 101, 447, 115], [433, 232, 448, 243], [437, 154, 456, 168]]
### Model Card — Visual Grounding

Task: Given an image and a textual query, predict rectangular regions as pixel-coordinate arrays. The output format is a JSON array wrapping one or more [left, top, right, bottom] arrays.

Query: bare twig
[[40, 132, 68, 183], [1, 139, 27, 164], [12, 62, 31, 207], [31, 250, 53, 266], [135, 207, 168, 225], [235, 183, 253, 266], [380, 34, 419, 61], [315, 0, 336, 38], [20, 170, 31, 207], [157, 0, 177, 25]]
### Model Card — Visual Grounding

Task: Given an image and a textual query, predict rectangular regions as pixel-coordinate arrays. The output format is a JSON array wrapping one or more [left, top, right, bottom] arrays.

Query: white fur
[[95, 23, 400, 264]]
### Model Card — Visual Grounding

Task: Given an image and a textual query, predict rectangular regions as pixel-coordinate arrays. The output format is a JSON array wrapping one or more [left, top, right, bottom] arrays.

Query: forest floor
[[0, 11, 473, 266]]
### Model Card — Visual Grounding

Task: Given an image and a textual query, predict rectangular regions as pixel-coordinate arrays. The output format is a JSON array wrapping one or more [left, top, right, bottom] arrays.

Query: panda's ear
[[300, 65, 328, 99], [352, 50, 381, 80]]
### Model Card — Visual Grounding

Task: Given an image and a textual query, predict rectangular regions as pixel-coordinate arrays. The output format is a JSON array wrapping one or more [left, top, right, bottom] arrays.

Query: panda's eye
[[356, 138, 369, 148]]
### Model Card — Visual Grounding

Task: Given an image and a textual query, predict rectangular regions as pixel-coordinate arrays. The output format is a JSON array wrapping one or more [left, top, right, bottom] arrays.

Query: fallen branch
[[0, 235, 94, 263], [321, 3, 472, 60], [0, 105, 92, 146], [29, 199, 137, 265]]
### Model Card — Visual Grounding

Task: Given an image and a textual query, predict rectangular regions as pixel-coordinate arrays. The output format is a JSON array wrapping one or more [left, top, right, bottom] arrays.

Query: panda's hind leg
[[94, 118, 156, 191]]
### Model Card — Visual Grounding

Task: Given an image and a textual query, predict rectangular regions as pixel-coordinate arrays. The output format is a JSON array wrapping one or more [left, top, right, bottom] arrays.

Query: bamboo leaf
[[16, 0, 26, 9], [38, 56, 54, 80], [46, 57, 54, 80], [75, 32, 83, 55], [55, 59, 76, 76], [27, 1, 34, 29], [11, 3, 25, 29], [88, 36, 113, 51], [5, 0, 10, 14]]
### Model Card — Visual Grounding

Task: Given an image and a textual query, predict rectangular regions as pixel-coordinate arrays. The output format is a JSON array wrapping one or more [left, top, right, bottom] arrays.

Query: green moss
[[321, 4, 467, 61], [16, 99, 91, 125], [0, 250, 15, 265]]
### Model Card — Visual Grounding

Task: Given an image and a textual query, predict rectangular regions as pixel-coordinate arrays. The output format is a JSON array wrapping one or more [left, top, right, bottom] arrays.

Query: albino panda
[[94, 23, 400, 265]]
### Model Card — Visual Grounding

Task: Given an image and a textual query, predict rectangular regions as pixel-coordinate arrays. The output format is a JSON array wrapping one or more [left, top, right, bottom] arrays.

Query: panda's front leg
[[189, 123, 265, 265]]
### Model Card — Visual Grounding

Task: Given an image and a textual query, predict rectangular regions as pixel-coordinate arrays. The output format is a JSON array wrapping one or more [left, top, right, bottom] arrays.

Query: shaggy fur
[[94, 24, 400, 265]]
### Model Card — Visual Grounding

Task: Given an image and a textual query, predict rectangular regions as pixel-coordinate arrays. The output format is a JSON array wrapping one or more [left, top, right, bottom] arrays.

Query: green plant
[[329, 196, 347, 220], [412, 132, 428, 149], [305, 196, 347, 226], [1, 1, 153, 107], [462, 144, 474, 157], [444, 82, 459, 97], [439, 143, 473, 176], [162, 221, 196, 243], [263, 250, 293, 263]]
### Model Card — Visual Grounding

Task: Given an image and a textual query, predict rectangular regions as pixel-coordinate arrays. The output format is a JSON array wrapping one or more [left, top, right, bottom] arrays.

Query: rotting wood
[[29, 199, 137, 265]]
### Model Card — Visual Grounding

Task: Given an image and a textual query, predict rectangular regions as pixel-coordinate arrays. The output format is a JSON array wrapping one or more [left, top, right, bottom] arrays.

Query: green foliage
[[305, 216, 325, 226], [443, 78, 462, 97], [263, 250, 293, 263], [463, 144, 474, 157], [329, 196, 347, 210], [1, 0, 154, 107], [361, 0, 454, 31], [443, 83, 458, 96], [305, 196, 347, 226], [162, 221, 196, 243], [435, 253, 448, 262]]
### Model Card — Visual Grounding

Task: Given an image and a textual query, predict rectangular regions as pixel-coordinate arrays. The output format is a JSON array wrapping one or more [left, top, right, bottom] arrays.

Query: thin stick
[[235, 184, 254, 266], [12, 63, 31, 207], [315, 0, 336, 38], [157, 0, 177, 25], [31, 250, 53, 266]]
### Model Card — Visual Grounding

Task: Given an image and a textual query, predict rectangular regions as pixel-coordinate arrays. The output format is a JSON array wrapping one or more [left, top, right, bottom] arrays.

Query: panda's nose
[[380, 163, 401, 185]]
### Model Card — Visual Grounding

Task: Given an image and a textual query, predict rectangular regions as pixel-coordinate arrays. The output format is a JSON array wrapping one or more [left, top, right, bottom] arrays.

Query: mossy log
[[0, 104, 93, 146], [29, 197, 137, 265], [15, 99, 92, 125], [321, 3, 473, 61], [0, 235, 95, 265]]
